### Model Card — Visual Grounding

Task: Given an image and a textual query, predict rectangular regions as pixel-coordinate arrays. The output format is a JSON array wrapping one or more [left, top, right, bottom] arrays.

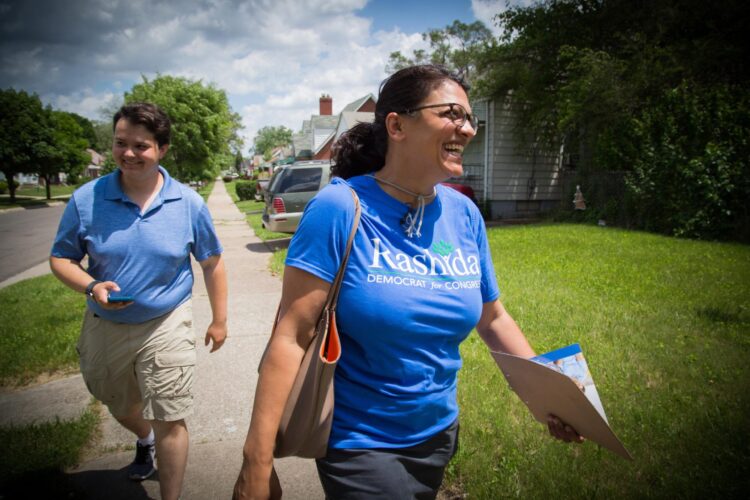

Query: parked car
[[441, 182, 478, 205], [261, 160, 332, 233]]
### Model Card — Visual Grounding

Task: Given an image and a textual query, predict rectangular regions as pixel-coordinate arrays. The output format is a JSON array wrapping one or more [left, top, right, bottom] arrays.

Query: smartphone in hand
[[108, 294, 134, 303]]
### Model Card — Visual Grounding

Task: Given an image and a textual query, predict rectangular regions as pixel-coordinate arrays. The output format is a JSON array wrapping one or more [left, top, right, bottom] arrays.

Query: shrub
[[621, 82, 750, 241], [67, 172, 80, 185], [0, 178, 20, 194], [235, 180, 257, 201]]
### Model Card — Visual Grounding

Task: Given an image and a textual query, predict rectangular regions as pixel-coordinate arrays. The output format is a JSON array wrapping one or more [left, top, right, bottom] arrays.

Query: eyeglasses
[[401, 102, 479, 130]]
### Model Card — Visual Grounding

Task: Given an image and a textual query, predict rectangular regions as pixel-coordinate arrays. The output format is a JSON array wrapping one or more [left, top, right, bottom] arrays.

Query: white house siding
[[464, 97, 562, 219], [460, 121, 485, 196], [313, 131, 334, 151]]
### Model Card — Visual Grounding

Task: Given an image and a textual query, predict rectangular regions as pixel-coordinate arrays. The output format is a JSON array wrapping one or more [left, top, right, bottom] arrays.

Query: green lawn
[[448, 224, 750, 498], [197, 180, 215, 201], [224, 179, 240, 201], [0, 183, 87, 209], [15, 184, 77, 198], [266, 222, 750, 497], [269, 249, 286, 276], [0, 406, 99, 495], [246, 211, 291, 243], [225, 180, 291, 264], [1, 212, 746, 496], [0, 276, 100, 493], [0, 275, 86, 385], [0, 197, 54, 210]]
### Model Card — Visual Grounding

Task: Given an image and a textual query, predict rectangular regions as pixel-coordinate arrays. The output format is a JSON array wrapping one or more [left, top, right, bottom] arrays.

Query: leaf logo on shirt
[[431, 240, 454, 257]]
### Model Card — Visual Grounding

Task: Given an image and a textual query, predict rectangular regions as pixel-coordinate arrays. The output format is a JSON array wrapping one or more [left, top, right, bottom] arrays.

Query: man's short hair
[[113, 102, 171, 147]]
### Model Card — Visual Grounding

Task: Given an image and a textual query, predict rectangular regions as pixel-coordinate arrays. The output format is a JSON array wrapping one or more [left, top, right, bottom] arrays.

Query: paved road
[[0, 204, 65, 282]]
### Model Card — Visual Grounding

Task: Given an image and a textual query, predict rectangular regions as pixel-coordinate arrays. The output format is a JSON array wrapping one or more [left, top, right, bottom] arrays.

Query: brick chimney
[[319, 94, 332, 115]]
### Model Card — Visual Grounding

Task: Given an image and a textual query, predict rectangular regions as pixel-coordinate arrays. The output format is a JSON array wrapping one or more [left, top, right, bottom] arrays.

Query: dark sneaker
[[127, 441, 156, 481]]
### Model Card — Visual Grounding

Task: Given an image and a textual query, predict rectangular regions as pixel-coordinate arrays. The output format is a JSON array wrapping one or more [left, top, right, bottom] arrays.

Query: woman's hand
[[547, 415, 584, 443], [233, 267, 329, 499], [91, 281, 133, 310], [232, 458, 281, 500]]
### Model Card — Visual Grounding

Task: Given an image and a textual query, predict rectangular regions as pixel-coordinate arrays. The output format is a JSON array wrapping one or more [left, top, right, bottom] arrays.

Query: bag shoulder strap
[[269, 187, 361, 329], [324, 187, 361, 310]]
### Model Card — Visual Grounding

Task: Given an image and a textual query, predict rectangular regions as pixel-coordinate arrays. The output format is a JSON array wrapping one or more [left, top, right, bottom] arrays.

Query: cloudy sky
[[0, 0, 520, 153]]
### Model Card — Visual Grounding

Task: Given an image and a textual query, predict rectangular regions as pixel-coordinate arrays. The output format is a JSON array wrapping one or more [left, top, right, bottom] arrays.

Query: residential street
[[0, 203, 66, 283]]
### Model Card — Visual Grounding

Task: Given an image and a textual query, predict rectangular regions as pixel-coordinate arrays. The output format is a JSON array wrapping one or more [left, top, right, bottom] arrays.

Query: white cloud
[[472, 0, 533, 35], [0, 0, 444, 151], [48, 89, 120, 121]]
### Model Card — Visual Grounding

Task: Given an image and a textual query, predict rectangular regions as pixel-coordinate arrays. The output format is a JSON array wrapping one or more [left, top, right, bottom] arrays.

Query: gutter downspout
[[483, 99, 492, 208]]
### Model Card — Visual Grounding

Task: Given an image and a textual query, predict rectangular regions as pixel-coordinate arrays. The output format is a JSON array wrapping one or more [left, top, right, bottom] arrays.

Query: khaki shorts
[[77, 300, 196, 421]]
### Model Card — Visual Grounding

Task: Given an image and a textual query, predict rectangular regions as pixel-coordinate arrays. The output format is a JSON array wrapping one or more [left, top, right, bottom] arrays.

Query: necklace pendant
[[401, 211, 420, 238]]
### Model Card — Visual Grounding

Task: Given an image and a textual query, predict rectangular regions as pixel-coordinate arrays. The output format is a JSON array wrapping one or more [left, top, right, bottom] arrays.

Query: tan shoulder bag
[[271, 188, 361, 458]]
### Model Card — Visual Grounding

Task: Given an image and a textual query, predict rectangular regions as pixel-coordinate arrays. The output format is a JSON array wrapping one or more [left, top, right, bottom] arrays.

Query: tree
[[621, 82, 750, 240], [92, 120, 114, 153], [0, 89, 91, 201], [33, 111, 89, 198], [125, 75, 243, 181], [0, 89, 48, 202], [253, 126, 292, 159], [233, 150, 244, 174], [67, 112, 97, 149], [473, 0, 750, 240], [476, 0, 750, 156], [386, 20, 493, 84]]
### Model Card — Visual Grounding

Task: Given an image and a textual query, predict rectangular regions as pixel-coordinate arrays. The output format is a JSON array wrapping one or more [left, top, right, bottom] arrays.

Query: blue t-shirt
[[51, 166, 223, 323], [286, 175, 499, 448]]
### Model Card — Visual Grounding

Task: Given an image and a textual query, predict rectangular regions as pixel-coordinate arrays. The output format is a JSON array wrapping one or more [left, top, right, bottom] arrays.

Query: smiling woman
[[234, 64, 581, 500]]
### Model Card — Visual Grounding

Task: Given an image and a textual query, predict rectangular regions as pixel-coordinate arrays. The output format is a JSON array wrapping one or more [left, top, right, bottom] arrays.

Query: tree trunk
[[43, 174, 51, 199], [3, 172, 17, 203]]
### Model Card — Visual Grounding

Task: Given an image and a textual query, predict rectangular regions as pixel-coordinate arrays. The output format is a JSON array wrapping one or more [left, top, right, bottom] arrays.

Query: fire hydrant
[[573, 185, 586, 210]]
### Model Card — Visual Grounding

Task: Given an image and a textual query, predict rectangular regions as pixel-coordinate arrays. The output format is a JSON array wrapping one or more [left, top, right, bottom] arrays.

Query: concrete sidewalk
[[0, 180, 322, 499]]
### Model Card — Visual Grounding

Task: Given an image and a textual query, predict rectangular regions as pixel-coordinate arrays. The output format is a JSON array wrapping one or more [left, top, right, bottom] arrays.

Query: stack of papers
[[491, 343, 632, 460]]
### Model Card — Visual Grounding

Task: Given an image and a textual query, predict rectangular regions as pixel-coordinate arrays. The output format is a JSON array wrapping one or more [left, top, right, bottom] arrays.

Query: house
[[0, 172, 38, 185], [334, 111, 375, 143], [290, 91, 563, 220], [461, 96, 564, 219], [239, 158, 255, 177], [85, 149, 105, 179], [292, 94, 376, 161], [269, 145, 294, 165]]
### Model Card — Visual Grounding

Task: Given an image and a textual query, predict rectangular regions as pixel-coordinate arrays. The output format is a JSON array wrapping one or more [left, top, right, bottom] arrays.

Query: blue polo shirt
[[51, 166, 223, 323]]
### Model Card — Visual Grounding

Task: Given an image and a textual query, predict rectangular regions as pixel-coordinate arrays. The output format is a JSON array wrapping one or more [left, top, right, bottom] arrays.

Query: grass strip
[[0, 275, 86, 385], [0, 406, 99, 496], [14, 185, 77, 198], [225, 180, 290, 277], [245, 211, 290, 242], [197, 180, 215, 201], [224, 179, 240, 202], [225, 179, 292, 241], [270, 250, 287, 276], [0, 198, 57, 210]]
